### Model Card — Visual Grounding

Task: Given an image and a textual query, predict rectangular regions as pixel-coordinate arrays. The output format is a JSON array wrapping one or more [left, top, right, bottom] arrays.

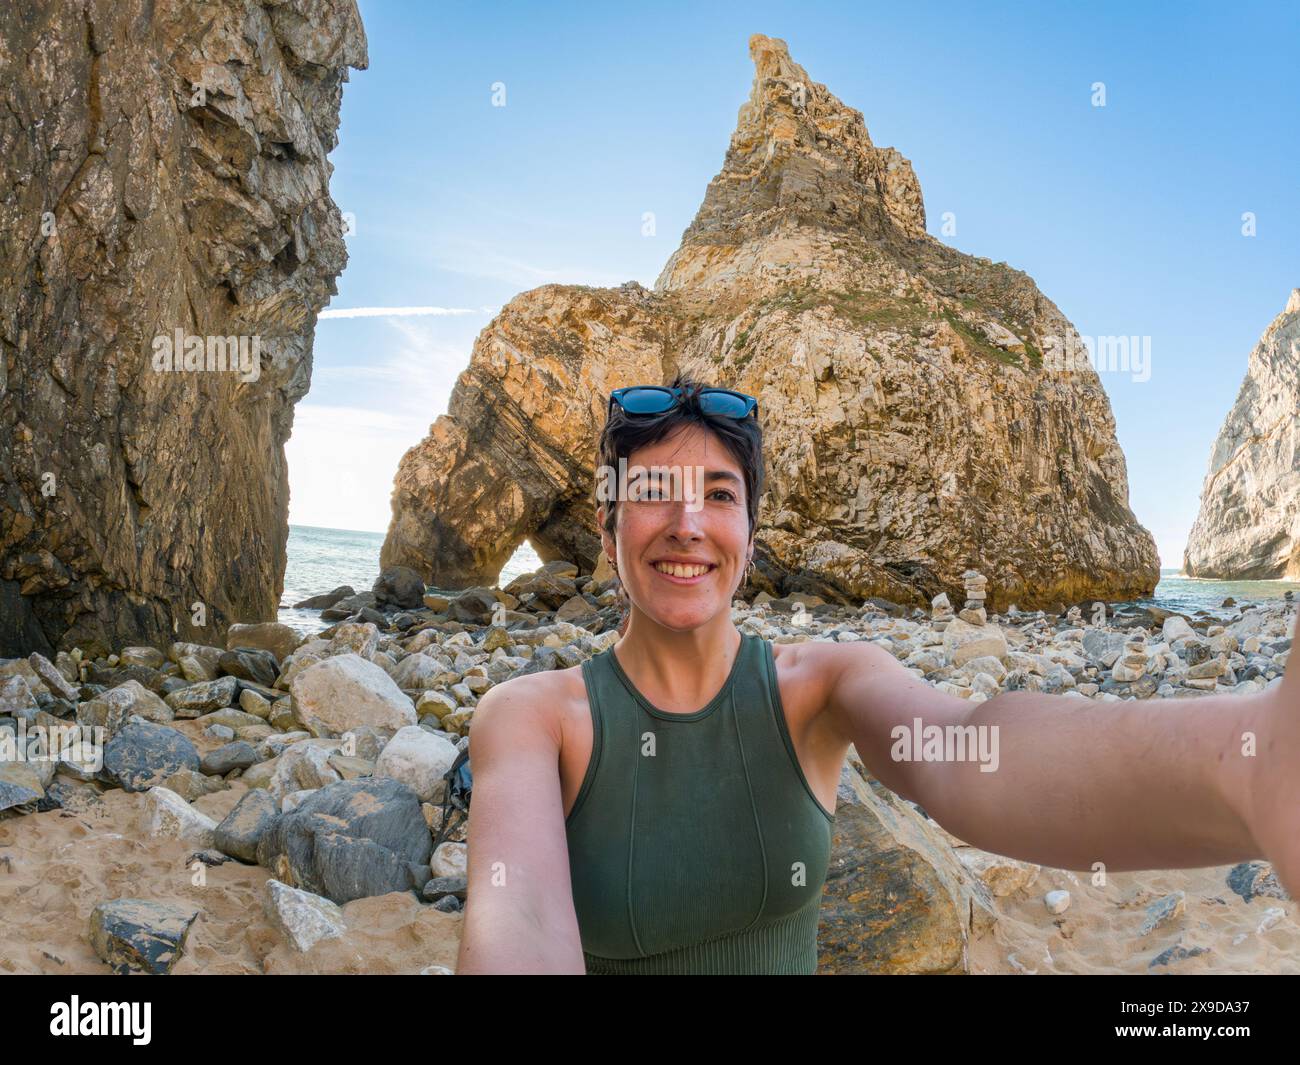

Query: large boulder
[[101, 721, 200, 792], [89, 899, 200, 975], [255, 777, 433, 904], [290, 654, 416, 736], [373, 567, 426, 609], [816, 760, 998, 974], [372, 726, 459, 803], [215, 788, 280, 863]]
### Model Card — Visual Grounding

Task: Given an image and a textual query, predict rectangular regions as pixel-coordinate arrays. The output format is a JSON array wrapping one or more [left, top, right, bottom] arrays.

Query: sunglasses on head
[[609, 385, 758, 420]]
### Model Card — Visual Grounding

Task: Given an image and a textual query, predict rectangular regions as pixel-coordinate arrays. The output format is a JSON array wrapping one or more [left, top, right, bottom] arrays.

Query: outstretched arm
[[826, 616, 1299, 892]]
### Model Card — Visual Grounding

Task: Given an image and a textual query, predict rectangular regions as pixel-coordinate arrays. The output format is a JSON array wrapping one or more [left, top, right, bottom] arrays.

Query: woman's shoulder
[[477, 655, 590, 721]]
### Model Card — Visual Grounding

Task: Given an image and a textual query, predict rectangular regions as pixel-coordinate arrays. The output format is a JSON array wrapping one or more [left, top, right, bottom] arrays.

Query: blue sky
[[290, 0, 1299, 570]]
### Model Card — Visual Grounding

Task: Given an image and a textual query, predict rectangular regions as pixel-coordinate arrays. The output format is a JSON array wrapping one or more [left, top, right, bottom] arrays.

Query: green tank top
[[565, 631, 836, 974]]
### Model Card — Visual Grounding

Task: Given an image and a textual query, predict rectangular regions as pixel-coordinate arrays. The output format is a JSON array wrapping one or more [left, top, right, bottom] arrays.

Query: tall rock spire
[[1184, 291, 1300, 579], [657, 35, 925, 295], [382, 35, 1158, 610]]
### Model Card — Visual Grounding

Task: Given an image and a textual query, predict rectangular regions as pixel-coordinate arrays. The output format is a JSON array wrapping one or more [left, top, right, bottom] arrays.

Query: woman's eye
[[710, 489, 738, 502]]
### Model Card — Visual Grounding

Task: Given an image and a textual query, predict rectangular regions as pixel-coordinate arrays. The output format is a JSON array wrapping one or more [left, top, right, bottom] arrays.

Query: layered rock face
[[0, 1, 367, 656], [1184, 291, 1300, 579], [382, 33, 1158, 610]]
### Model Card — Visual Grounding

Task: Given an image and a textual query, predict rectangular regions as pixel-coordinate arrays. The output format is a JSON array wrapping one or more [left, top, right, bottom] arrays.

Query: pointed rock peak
[[656, 34, 927, 293], [1285, 287, 1300, 315]]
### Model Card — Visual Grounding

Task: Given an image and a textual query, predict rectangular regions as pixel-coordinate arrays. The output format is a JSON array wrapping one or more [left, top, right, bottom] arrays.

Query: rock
[[200, 741, 260, 776], [89, 899, 200, 975], [215, 788, 280, 863], [225, 624, 302, 666], [320, 592, 378, 620], [430, 840, 467, 879], [377, 34, 1158, 612], [415, 690, 458, 720], [1226, 861, 1291, 903], [941, 618, 1008, 668], [255, 777, 434, 904], [1161, 615, 1196, 643], [373, 567, 426, 609], [28, 653, 79, 702], [555, 595, 598, 623], [264, 879, 348, 951], [218, 649, 280, 688], [0, 2, 368, 658], [164, 676, 239, 717], [1044, 889, 1071, 915], [119, 647, 166, 670], [239, 689, 272, 719], [293, 586, 355, 610], [83, 679, 174, 729], [1185, 290, 1300, 579], [373, 725, 459, 803], [0, 675, 38, 718], [389, 652, 446, 690], [102, 722, 200, 792], [1140, 891, 1185, 935], [269, 739, 344, 800], [422, 877, 468, 905], [144, 786, 218, 847], [445, 588, 503, 624], [814, 762, 997, 973], [1149, 940, 1210, 969], [0, 764, 44, 815], [158, 767, 229, 803], [290, 654, 417, 736], [328, 622, 380, 661]]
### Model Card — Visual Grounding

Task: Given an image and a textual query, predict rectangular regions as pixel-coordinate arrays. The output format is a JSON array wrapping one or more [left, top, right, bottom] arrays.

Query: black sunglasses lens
[[698, 391, 752, 418], [619, 387, 676, 414]]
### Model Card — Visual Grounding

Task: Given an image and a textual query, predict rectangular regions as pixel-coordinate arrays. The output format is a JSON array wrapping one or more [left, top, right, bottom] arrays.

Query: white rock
[[373, 725, 459, 803], [1161, 616, 1195, 643], [431, 840, 468, 878], [1044, 889, 1071, 914], [270, 738, 343, 801], [941, 618, 1009, 668], [144, 787, 217, 847], [264, 879, 347, 952], [290, 654, 416, 736]]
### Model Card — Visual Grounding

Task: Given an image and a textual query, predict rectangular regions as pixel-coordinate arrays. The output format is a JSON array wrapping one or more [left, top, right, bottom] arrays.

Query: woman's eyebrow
[[704, 470, 743, 486]]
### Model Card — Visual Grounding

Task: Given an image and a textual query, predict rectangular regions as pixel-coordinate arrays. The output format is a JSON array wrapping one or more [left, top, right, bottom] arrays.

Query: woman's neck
[[612, 609, 743, 714]]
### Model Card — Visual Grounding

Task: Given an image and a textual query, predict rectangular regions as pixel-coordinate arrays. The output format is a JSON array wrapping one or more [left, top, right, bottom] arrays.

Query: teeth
[[653, 561, 711, 578]]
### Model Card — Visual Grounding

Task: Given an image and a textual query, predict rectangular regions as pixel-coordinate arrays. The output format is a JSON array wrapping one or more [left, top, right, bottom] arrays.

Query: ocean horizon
[[280, 524, 1300, 633]]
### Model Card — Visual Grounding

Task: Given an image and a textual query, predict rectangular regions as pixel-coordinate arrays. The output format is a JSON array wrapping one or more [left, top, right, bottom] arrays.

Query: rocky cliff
[[0, 0, 367, 656], [381, 33, 1159, 610], [1184, 290, 1300, 580]]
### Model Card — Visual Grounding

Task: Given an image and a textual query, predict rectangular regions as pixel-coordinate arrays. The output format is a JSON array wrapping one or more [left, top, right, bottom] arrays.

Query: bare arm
[[826, 627, 1297, 882], [455, 677, 586, 974]]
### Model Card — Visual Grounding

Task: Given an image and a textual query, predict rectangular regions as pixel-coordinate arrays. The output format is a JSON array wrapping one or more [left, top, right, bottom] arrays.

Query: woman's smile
[[649, 558, 719, 584]]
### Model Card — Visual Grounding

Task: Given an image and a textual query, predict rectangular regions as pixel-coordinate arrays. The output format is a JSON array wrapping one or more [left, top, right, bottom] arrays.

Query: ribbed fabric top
[[565, 632, 835, 974]]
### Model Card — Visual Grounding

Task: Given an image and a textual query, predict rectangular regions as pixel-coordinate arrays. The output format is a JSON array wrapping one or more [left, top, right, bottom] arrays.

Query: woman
[[456, 375, 1300, 975]]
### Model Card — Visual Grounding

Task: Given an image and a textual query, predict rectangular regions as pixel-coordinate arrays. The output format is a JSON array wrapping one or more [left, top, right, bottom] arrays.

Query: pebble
[[1045, 889, 1071, 914]]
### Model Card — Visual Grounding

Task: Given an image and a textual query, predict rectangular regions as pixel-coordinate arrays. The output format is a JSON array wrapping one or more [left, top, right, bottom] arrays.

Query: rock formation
[[0, 0, 367, 656], [381, 33, 1158, 610], [1184, 290, 1300, 580]]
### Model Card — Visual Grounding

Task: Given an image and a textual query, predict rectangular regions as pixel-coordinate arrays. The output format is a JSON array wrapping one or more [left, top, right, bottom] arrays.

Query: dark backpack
[[431, 747, 472, 850]]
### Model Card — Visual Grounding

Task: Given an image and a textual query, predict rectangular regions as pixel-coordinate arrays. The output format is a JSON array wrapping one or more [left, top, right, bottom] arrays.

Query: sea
[[278, 525, 1300, 634]]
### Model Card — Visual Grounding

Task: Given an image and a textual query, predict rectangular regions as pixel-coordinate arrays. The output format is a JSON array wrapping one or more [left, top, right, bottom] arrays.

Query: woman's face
[[599, 423, 753, 632]]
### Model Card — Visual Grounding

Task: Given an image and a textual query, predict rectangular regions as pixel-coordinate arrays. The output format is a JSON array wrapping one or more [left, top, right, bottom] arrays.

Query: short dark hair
[[595, 373, 765, 546]]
